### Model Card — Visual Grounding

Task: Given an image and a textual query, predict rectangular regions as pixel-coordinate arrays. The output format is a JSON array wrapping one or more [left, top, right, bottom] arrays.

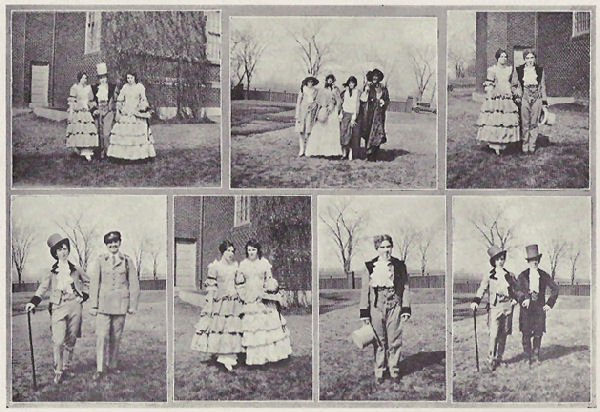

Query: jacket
[[359, 256, 411, 319], [30, 261, 90, 308], [89, 252, 140, 315], [473, 267, 518, 306], [515, 268, 559, 308]]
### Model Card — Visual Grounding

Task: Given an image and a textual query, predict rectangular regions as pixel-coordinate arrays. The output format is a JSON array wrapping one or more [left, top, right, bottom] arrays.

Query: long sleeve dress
[[294, 86, 318, 135], [107, 82, 156, 160], [237, 258, 292, 365], [66, 83, 99, 152], [190, 259, 244, 357], [304, 87, 343, 157]]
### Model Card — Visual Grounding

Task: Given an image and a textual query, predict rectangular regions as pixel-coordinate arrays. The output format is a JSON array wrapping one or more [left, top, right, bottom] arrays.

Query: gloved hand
[[470, 302, 478, 311], [25, 303, 36, 313]]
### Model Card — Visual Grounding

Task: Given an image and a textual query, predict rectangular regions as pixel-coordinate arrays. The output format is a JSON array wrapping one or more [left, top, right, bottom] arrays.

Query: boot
[[532, 336, 542, 364]]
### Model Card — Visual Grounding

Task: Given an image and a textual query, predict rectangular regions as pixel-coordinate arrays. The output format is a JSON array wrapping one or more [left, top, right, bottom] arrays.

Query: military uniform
[[89, 250, 140, 373]]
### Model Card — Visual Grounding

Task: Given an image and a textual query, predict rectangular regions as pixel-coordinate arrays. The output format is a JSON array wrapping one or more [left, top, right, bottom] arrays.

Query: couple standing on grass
[[65, 62, 156, 163], [190, 239, 292, 371], [295, 68, 390, 162], [470, 244, 559, 371], [476, 49, 553, 156], [24, 231, 140, 384]]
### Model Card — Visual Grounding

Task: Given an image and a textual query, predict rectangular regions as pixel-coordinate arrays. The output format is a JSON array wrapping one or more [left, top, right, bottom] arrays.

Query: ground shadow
[[401, 350, 445, 376], [374, 148, 410, 162], [505, 344, 589, 364]]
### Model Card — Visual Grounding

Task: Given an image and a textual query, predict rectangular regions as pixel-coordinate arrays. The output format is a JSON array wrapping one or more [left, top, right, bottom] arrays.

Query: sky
[[453, 196, 591, 283], [318, 196, 445, 276], [11, 195, 167, 282], [231, 16, 438, 101]]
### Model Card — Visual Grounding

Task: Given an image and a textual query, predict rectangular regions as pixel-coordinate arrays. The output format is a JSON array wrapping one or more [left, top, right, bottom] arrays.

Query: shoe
[[375, 376, 385, 385], [93, 371, 104, 381], [53, 372, 63, 384]]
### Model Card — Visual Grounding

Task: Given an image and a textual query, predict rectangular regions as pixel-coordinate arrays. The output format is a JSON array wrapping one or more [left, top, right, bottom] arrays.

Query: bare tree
[[229, 35, 246, 89], [289, 21, 332, 77], [546, 239, 568, 281], [132, 233, 151, 279], [55, 212, 98, 271], [319, 198, 368, 275], [231, 28, 268, 99], [469, 208, 515, 250], [417, 234, 433, 276], [408, 45, 436, 102], [148, 240, 163, 279], [11, 220, 36, 284], [569, 246, 581, 286], [396, 226, 418, 263]]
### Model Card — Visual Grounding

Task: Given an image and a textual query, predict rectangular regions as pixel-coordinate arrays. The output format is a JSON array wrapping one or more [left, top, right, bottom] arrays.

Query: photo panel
[[230, 16, 438, 189], [172, 195, 312, 401], [318, 195, 446, 401], [9, 195, 168, 402], [10, 10, 222, 188], [446, 10, 591, 189], [452, 195, 592, 403]]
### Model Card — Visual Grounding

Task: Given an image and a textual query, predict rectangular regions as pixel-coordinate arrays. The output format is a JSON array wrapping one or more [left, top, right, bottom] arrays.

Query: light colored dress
[[237, 258, 292, 365], [191, 259, 244, 356], [294, 86, 318, 134], [305, 87, 344, 157], [66, 83, 99, 150], [476, 64, 520, 150], [107, 82, 156, 160]]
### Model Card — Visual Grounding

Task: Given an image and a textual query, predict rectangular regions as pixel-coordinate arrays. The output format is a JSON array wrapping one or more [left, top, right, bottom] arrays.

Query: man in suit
[[516, 244, 559, 365], [90, 63, 118, 159], [470, 246, 519, 371], [359, 234, 411, 383], [89, 231, 140, 380]]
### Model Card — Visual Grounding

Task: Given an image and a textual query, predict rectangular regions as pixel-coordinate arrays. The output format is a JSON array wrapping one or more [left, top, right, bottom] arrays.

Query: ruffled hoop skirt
[[107, 113, 156, 160], [476, 94, 520, 144], [191, 295, 244, 356], [66, 108, 98, 148], [242, 299, 292, 365]]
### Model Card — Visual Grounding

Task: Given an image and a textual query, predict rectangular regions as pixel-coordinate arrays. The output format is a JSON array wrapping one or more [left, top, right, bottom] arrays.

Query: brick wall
[[11, 13, 26, 106], [22, 12, 54, 105], [475, 12, 488, 92]]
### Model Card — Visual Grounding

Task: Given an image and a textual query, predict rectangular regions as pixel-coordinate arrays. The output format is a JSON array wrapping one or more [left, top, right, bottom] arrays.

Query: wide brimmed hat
[[343, 76, 358, 87], [371, 68, 384, 81], [96, 62, 108, 77], [351, 324, 377, 349], [47, 233, 69, 259], [303, 76, 319, 86], [539, 106, 556, 125], [103, 231, 122, 244], [487, 245, 507, 267], [365, 70, 374, 82], [525, 244, 542, 261]]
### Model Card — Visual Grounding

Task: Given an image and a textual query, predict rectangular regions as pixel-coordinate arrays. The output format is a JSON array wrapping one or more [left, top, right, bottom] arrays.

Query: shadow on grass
[[402, 350, 445, 376], [504, 344, 589, 365]]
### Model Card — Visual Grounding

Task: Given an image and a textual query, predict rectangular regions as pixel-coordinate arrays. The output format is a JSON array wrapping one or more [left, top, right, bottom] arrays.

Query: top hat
[[343, 76, 358, 87], [303, 76, 319, 86], [103, 231, 122, 244], [96, 62, 108, 77], [371, 68, 384, 81], [525, 244, 542, 261], [487, 245, 507, 267], [47, 233, 70, 259], [539, 106, 556, 125], [351, 323, 377, 349]]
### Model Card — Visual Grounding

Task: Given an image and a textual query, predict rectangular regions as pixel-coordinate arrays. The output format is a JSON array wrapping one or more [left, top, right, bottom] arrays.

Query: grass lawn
[[231, 100, 436, 188], [173, 297, 313, 401], [319, 289, 446, 401], [10, 291, 167, 403], [447, 93, 589, 189], [453, 295, 591, 403], [12, 113, 221, 187]]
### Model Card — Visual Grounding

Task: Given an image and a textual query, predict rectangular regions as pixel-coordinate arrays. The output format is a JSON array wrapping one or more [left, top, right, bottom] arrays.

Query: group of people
[[295, 68, 390, 161], [471, 244, 559, 371], [65, 63, 156, 162], [476, 49, 550, 155], [190, 240, 292, 371], [25, 231, 140, 384]]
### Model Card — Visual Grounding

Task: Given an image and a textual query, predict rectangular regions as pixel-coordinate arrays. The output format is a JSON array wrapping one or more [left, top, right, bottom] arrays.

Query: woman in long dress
[[237, 240, 292, 365], [107, 72, 156, 161], [66, 72, 99, 161], [191, 241, 244, 371], [294, 76, 319, 157], [475, 49, 521, 155], [305, 74, 343, 158]]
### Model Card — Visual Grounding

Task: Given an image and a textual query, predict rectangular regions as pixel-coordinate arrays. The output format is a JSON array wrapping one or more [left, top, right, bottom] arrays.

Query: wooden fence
[[453, 281, 590, 297], [12, 279, 167, 293], [320, 274, 445, 290]]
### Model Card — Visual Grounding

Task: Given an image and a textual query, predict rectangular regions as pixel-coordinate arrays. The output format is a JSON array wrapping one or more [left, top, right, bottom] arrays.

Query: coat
[[359, 83, 390, 148], [359, 256, 411, 319], [473, 267, 518, 306], [516, 268, 559, 335], [89, 252, 140, 315]]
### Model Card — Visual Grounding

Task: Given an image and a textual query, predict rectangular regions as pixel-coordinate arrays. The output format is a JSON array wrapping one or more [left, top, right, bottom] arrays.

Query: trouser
[[96, 105, 114, 157], [520, 86, 543, 153], [370, 288, 403, 378], [96, 313, 127, 372], [51, 300, 82, 373], [488, 303, 513, 363], [522, 334, 543, 360]]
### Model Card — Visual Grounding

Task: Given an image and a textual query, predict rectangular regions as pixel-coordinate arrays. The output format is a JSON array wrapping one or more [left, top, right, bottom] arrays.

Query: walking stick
[[473, 309, 480, 372], [26, 311, 37, 390]]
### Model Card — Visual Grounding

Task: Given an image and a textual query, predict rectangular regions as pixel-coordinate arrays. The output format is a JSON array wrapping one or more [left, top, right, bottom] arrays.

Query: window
[[84, 12, 102, 54], [205, 11, 221, 63], [234, 196, 251, 227], [572, 11, 590, 38]]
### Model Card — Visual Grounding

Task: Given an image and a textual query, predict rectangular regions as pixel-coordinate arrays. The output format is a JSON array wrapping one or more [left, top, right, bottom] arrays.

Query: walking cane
[[26, 310, 37, 390], [473, 309, 480, 372]]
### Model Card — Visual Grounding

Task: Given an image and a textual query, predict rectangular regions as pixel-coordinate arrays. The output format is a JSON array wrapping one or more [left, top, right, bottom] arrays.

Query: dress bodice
[[206, 259, 239, 297], [238, 258, 272, 302], [118, 83, 149, 114], [488, 64, 514, 96], [69, 83, 93, 108]]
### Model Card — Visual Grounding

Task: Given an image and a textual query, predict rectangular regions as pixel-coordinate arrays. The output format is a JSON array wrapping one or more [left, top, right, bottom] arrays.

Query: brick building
[[174, 196, 312, 292], [475, 11, 590, 101], [11, 11, 221, 117]]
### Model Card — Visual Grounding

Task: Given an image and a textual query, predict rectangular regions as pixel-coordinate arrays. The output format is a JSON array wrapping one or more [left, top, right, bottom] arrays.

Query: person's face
[[56, 244, 69, 261], [495, 255, 506, 268], [377, 240, 392, 260], [106, 240, 121, 254], [127, 74, 135, 84], [80, 74, 87, 85], [223, 246, 235, 262], [307, 80, 315, 88], [247, 246, 258, 260], [525, 53, 536, 66], [348, 81, 357, 90], [528, 258, 539, 269], [100, 76, 108, 85], [326, 77, 334, 85], [372, 74, 380, 84], [498, 53, 508, 65]]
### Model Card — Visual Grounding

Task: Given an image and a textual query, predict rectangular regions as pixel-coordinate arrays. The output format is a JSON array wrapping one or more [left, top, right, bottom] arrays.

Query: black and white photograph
[[452, 196, 591, 403], [173, 196, 312, 401], [10, 10, 221, 188], [447, 11, 591, 189], [9, 195, 167, 402], [318, 196, 446, 400], [230, 16, 437, 189]]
